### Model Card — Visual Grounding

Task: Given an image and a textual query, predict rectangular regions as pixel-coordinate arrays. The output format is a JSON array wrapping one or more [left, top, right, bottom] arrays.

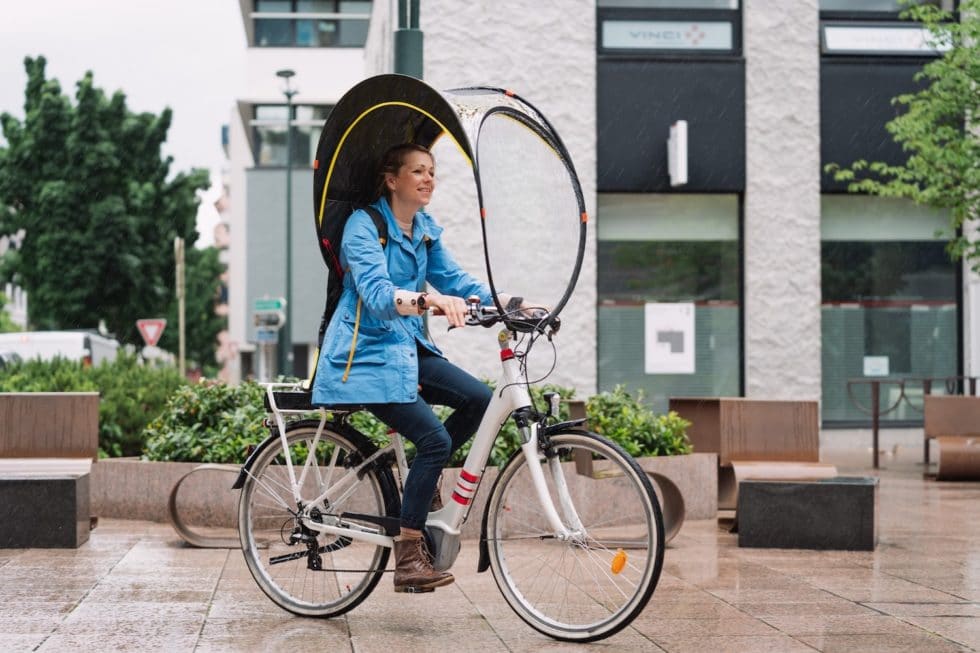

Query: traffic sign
[[255, 327, 279, 343], [136, 318, 167, 347], [254, 297, 286, 312]]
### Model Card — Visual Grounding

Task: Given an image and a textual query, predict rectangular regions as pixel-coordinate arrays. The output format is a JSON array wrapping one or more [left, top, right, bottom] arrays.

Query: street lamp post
[[395, 0, 423, 78], [276, 69, 297, 378]]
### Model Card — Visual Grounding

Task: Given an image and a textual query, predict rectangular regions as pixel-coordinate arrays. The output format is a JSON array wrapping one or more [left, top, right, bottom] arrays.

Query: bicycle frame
[[257, 327, 582, 571]]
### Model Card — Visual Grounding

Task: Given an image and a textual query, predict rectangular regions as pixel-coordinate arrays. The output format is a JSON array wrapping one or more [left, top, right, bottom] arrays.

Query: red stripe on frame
[[452, 491, 469, 506], [460, 470, 479, 483]]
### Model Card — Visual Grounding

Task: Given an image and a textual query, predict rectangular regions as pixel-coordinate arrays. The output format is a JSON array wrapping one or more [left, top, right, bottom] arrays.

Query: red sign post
[[136, 319, 167, 347]]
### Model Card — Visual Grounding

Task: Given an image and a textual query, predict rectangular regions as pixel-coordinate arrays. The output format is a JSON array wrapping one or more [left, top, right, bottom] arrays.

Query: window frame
[[249, 103, 333, 167], [251, 0, 371, 48]]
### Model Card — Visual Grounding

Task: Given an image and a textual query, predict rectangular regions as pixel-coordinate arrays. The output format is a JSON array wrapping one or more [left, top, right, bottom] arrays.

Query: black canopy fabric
[[312, 74, 586, 320]]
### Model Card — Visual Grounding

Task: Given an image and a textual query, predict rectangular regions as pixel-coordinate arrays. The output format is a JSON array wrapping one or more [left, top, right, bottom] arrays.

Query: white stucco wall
[[228, 107, 252, 369], [743, 1, 822, 400], [420, 1, 598, 395]]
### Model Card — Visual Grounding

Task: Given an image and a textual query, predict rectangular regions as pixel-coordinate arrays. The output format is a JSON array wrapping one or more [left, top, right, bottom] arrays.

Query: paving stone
[[0, 444, 977, 651]]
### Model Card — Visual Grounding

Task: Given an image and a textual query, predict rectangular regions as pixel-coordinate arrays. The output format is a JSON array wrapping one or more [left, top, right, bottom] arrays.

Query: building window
[[250, 104, 332, 167], [597, 194, 741, 413], [819, 0, 954, 15], [821, 196, 958, 423], [253, 0, 371, 48]]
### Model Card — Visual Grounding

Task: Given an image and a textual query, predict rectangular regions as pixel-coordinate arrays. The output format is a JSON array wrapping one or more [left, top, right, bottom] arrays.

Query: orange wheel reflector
[[611, 548, 627, 575]]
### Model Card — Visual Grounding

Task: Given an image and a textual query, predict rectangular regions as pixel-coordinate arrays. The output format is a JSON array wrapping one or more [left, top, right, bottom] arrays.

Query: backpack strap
[[362, 205, 388, 247], [307, 205, 390, 389]]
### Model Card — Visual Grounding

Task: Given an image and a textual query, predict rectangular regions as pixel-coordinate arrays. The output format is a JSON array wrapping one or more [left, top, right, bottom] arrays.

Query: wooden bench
[[0, 392, 99, 548], [668, 397, 836, 510], [924, 395, 980, 480]]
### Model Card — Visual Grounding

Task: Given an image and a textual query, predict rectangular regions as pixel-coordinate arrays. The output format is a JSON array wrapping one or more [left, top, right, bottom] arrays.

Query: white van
[[0, 331, 120, 366]]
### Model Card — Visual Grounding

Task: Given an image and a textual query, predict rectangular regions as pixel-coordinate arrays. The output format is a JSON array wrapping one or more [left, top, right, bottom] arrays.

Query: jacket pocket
[[326, 314, 390, 366]]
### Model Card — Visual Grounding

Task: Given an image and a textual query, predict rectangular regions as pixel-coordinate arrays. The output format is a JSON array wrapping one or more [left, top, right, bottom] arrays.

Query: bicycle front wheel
[[485, 429, 664, 642], [238, 420, 399, 618]]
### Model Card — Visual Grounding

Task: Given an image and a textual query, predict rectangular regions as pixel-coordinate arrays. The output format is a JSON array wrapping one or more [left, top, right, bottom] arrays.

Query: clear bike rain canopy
[[312, 73, 587, 323]]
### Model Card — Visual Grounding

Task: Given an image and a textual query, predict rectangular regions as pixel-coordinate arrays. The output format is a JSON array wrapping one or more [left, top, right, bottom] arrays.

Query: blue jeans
[[366, 346, 492, 530]]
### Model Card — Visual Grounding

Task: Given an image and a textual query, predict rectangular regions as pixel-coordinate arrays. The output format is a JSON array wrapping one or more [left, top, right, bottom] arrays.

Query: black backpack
[[316, 205, 389, 351]]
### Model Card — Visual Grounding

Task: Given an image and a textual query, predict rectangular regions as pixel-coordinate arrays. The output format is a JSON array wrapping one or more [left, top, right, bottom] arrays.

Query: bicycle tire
[[238, 420, 400, 617], [484, 429, 664, 642]]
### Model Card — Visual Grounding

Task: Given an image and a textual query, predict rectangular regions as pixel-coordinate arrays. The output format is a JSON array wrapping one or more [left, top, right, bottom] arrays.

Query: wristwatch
[[417, 292, 429, 314]]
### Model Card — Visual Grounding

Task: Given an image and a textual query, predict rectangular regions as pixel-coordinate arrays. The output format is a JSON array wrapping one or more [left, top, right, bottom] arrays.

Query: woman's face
[[386, 151, 436, 208]]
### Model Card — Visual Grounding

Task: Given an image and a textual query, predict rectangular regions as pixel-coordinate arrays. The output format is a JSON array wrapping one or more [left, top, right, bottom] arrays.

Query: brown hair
[[376, 143, 434, 200]]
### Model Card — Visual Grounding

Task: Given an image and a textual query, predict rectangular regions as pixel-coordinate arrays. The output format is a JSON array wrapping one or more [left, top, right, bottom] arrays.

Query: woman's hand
[[427, 292, 468, 328]]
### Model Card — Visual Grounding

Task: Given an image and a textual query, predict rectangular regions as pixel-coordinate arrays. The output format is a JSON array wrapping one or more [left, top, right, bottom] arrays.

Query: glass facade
[[253, 0, 371, 47], [598, 194, 741, 413], [251, 105, 332, 167], [821, 196, 958, 422]]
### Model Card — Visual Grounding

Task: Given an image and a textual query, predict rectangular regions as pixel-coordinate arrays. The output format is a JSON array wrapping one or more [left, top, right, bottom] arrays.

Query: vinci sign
[[602, 20, 733, 51]]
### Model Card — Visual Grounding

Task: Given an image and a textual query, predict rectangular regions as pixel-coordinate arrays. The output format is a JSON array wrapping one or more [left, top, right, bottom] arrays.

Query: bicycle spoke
[[487, 431, 663, 642], [239, 423, 394, 618]]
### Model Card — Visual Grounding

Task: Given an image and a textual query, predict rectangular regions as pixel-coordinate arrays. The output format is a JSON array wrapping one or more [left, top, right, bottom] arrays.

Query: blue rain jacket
[[312, 197, 492, 405]]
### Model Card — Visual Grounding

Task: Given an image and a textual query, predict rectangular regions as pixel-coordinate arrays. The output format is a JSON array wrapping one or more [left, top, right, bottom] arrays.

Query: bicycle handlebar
[[432, 299, 560, 335], [464, 302, 560, 335]]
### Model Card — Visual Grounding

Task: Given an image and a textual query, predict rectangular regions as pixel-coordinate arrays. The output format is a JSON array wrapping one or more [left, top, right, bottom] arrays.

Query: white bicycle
[[233, 303, 665, 642]]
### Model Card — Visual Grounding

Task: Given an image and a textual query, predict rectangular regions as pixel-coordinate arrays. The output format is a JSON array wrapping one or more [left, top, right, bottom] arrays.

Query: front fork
[[515, 415, 583, 541]]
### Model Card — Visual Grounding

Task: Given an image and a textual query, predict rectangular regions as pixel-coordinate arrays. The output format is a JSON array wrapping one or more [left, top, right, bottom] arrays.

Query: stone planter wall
[[91, 452, 716, 541], [91, 459, 240, 528], [637, 453, 717, 520]]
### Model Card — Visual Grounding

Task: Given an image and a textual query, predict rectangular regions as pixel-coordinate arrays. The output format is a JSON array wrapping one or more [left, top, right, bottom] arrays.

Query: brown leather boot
[[429, 474, 444, 512], [393, 535, 454, 593]]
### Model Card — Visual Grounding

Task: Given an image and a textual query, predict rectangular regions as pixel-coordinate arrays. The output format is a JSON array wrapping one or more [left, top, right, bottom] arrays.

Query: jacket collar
[[373, 197, 442, 246]]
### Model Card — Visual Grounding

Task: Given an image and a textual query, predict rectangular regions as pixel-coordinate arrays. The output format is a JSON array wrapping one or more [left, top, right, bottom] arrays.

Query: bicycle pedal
[[394, 585, 435, 594]]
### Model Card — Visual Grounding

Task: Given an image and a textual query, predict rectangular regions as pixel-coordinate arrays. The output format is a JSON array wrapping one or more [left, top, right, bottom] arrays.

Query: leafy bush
[[139, 381, 692, 467], [89, 355, 187, 457], [142, 380, 268, 463], [586, 385, 692, 457], [0, 353, 187, 457]]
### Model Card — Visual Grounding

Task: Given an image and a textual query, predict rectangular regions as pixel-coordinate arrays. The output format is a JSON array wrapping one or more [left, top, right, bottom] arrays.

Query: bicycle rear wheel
[[485, 429, 664, 642], [238, 420, 399, 617]]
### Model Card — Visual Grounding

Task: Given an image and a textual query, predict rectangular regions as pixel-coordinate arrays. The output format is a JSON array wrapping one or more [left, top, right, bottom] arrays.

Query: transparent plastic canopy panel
[[443, 87, 586, 318]]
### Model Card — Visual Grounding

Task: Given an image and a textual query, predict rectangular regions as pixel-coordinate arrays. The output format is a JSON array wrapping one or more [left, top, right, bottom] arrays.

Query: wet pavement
[[2, 441, 979, 652]]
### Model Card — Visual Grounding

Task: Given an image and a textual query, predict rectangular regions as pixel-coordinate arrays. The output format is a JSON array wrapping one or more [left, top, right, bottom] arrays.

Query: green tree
[[826, 0, 980, 268], [0, 56, 210, 344], [157, 246, 226, 374]]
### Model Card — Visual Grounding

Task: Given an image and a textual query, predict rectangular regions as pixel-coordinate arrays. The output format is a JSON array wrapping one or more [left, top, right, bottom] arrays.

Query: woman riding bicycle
[[312, 142, 532, 593]]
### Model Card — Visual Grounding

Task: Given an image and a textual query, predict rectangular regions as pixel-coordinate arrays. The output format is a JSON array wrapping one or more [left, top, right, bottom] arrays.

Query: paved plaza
[[1, 433, 979, 652]]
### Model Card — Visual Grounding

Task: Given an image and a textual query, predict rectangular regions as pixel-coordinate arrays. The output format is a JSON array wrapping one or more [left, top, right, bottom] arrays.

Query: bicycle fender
[[231, 431, 281, 490], [539, 418, 586, 436]]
